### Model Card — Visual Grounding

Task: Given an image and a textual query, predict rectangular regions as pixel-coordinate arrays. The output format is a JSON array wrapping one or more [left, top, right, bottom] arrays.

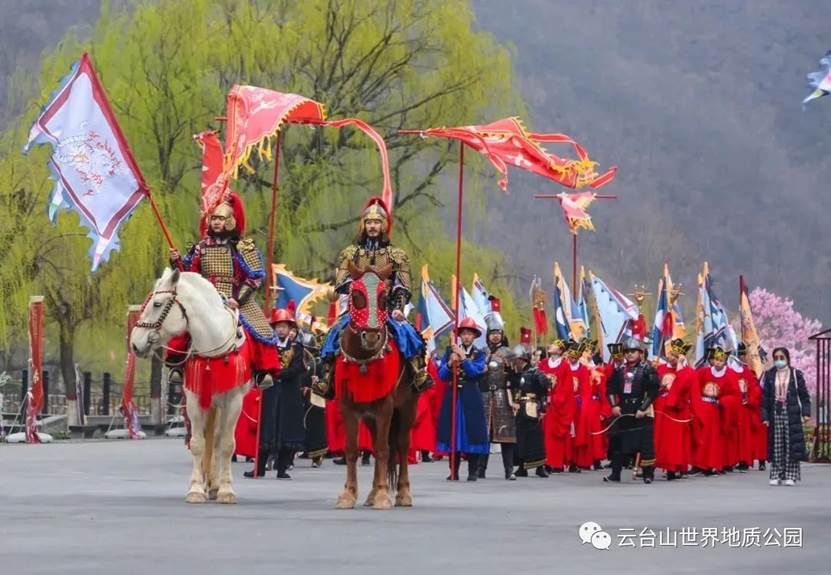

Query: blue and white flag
[[23, 53, 148, 270], [418, 265, 455, 355], [590, 271, 639, 362], [694, 262, 739, 367], [552, 263, 573, 341]]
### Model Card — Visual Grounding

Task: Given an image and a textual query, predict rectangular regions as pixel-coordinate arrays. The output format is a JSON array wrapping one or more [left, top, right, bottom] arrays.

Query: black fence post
[[20, 369, 27, 401], [42, 371, 50, 415], [83, 371, 92, 416], [102, 372, 111, 416]]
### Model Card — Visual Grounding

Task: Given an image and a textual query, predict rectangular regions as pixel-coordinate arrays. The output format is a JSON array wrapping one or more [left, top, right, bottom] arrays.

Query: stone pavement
[[1, 438, 828, 575]]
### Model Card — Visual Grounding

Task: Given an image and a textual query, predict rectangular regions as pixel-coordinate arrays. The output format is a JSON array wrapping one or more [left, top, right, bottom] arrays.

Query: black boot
[[467, 454, 480, 481], [568, 464, 581, 473], [421, 450, 433, 463], [642, 465, 654, 484], [535, 466, 549, 478], [477, 453, 489, 479], [604, 453, 623, 482], [758, 460, 766, 471], [447, 454, 462, 480], [276, 448, 293, 479], [361, 451, 371, 466], [243, 451, 268, 478], [593, 460, 604, 471], [501, 445, 516, 480], [666, 471, 677, 481]]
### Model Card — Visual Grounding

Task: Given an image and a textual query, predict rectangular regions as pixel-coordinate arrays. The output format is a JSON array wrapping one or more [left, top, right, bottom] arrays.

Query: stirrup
[[411, 370, 434, 393], [168, 368, 183, 385], [312, 373, 335, 400]]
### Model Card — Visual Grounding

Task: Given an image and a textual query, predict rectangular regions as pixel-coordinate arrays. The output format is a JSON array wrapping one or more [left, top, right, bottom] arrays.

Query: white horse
[[130, 268, 249, 504]]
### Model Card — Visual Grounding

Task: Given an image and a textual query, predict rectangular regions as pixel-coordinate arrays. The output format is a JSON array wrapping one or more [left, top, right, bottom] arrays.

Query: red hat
[[457, 317, 482, 338], [520, 326, 532, 345], [270, 307, 297, 328]]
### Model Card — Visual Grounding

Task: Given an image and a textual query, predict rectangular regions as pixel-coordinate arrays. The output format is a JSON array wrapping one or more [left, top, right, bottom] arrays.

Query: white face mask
[[774, 359, 788, 370]]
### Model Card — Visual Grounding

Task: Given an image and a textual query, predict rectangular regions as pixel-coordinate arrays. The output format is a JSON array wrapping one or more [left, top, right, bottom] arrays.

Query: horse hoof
[[363, 490, 377, 507], [208, 488, 219, 501], [372, 495, 393, 510], [217, 491, 237, 504], [335, 495, 356, 510], [395, 494, 413, 507], [185, 491, 207, 504]]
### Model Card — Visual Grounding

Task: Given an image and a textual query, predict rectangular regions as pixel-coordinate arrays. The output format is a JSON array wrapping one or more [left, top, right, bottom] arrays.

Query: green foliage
[[0, 0, 525, 385]]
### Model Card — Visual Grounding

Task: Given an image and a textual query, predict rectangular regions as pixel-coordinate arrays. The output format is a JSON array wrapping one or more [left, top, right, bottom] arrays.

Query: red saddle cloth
[[184, 342, 251, 409], [335, 339, 401, 404]]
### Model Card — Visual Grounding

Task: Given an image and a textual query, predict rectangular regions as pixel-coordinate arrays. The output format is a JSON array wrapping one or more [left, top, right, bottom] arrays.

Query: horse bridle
[[339, 323, 390, 372], [136, 286, 241, 362], [136, 288, 188, 333]]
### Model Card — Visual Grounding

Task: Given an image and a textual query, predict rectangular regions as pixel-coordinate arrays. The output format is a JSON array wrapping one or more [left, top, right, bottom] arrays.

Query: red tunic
[[655, 362, 694, 472], [234, 384, 259, 458], [574, 364, 609, 466], [541, 357, 574, 469], [411, 360, 444, 452], [732, 364, 761, 466], [693, 365, 737, 471], [750, 372, 768, 462], [572, 362, 598, 468]]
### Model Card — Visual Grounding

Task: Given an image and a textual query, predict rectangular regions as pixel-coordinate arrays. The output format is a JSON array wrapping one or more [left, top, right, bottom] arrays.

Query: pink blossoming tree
[[747, 287, 822, 395]]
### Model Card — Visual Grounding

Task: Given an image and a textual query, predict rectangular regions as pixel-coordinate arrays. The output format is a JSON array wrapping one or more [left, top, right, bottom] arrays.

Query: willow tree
[[2, 0, 527, 379]]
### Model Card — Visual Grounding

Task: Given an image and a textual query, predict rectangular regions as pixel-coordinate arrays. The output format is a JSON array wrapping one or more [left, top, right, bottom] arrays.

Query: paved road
[[1, 438, 828, 574]]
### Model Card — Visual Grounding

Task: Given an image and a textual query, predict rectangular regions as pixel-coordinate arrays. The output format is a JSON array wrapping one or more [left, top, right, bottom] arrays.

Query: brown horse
[[334, 261, 419, 510]]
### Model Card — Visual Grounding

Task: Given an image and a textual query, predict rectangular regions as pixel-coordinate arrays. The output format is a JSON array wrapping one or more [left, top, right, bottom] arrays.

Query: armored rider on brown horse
[[317, 197, 432, 509]]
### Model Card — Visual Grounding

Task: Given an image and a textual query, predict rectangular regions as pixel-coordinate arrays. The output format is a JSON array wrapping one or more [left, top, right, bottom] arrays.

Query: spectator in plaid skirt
[[760, 347, 811, 486]]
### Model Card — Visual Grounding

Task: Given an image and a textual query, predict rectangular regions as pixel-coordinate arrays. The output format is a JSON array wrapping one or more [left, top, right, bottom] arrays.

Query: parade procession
[[1, 2, 830, 573]]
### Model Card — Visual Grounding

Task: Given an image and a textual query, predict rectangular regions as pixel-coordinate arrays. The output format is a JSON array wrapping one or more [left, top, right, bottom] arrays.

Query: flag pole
[[263, 131, 283, 314], [450, 142, 465, 478], [145, 190, 177, 252], [572, 234, 578, 297]]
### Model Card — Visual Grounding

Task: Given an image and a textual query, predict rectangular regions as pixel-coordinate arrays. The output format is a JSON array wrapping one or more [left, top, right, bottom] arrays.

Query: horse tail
[[388, 408, 400, 490]]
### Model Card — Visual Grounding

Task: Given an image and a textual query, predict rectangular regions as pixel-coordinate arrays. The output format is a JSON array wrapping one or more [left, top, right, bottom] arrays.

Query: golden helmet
[[360, 196, 391, 234], [211, 202, 236, 232]]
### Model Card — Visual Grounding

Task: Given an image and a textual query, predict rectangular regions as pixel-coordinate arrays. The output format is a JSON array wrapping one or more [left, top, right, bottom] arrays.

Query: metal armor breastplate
[[353, 246, 393, 272], [200, 244, 236, 299]]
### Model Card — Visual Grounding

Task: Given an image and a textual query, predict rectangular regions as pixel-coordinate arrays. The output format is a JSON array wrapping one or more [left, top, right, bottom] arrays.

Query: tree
[[749, 287, 822, 395], [0, 0, 527, 384]]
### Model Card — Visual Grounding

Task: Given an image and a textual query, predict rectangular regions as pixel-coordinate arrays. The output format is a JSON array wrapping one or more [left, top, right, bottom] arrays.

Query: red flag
[[25, 297, 45, 443], [533, 308, 549, 335], [401, 117, 616, 191], [194, 130, 227, 229], [223, 85, 392, 210]]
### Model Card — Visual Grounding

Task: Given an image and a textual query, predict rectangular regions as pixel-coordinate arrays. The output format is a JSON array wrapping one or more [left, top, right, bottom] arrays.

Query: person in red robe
[[732, 343, 762, 472], [692, 346, 738, 475], [566, 340, 593, 472], [410, 355, 443, 460], [575, 342, 610, 470], [655, 339, 695, 480], [541, 339, 572, 472]]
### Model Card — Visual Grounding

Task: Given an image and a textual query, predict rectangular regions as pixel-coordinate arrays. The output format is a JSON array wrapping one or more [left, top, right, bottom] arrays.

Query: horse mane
[[170, 270, 226, 310]]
